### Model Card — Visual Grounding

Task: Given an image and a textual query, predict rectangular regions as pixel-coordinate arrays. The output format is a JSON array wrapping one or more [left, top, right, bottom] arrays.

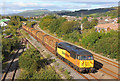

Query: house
[[97, 17, 118, 24], [95, 23, 118, 32], [0, 19, 10, 27], [0, 22, 7, 26], [62, 15, 81, 21], [88, 17, 94, 21]]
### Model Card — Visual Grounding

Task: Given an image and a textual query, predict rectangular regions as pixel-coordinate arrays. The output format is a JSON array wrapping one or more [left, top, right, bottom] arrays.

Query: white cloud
[[35, 0, 119, 2], [0, 0, 118, 14]]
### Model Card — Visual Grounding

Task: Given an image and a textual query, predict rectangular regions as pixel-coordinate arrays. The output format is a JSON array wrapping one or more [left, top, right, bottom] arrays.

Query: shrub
[[59, 67, 64, 72], [55, 62, 59, 66], [19, 48, 40, 73], [46, 54, 51, 58], [64, 69, 70, 75], [31, 66, 60, 79]]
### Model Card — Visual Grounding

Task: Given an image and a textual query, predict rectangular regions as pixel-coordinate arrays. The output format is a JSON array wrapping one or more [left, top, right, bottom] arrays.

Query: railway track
[[21, 30, 100, 80], [22, 25, 119, 80], [94, 58, 120, 80], [1, 49, 20, 81], [34, 25, 120, 80], [94, 55, 119, 68]]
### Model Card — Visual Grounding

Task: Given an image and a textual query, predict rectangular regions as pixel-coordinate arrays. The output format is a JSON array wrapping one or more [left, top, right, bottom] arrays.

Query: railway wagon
[[22, 24, 95, 73]]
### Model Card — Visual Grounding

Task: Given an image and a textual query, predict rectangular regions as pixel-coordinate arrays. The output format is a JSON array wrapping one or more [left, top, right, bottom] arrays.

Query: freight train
[[22, 24, 95, 73]]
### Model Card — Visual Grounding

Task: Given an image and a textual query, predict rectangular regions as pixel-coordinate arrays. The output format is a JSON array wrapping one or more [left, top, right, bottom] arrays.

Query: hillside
[[6, 7, 118, 17], [8, 9, 52, 17], [57, 7, 116, 17]]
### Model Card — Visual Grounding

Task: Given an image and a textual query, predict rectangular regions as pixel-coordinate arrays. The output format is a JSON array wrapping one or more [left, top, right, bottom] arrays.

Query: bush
[[31, 66, 60, 79], [19, 48, 40, 73], [59, 67, 64, 72], [55, 62, 59, 66], [52, 59, 56, 62], [94, 37, 118, 59], [63, 30, 80, 43], [46, 54, 51, 58], [64, 69, 70, 75]]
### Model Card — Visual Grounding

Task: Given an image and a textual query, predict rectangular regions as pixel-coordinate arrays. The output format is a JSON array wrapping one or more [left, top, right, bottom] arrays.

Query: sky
[[0, 0, 119, 14]]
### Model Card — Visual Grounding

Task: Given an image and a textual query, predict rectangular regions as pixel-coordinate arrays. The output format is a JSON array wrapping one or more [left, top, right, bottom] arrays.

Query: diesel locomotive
[[56, 42, 95, 72]]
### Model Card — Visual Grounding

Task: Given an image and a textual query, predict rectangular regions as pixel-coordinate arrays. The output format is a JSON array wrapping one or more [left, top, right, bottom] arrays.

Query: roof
[[0, 19, 10, 23], [95, 23, 118, 30], [58, 42, 92, 56]]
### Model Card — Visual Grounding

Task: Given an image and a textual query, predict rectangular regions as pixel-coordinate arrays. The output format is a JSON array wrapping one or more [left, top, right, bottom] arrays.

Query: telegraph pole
[[81, 13, 83, 31]]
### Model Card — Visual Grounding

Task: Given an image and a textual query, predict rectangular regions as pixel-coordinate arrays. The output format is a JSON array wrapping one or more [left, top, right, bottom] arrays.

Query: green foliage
[[55, 62, 59, 66], [83, 21, 92, 29], [82, 31, 100, 47], [49, 17, 66, 33], [81, 17, 88, 23], [38, 14, 118, 60], [52, 59, 56, 62], [91, 18, 98, 26], [58, 7, 114, 17], [60, 21, 79, 34], [19, 48, 40, 73], [88, 9, 118, 18], [45, 54, 51, 59], [39, 15, 56, 29], [17, 70, 31, 79], [2, 16, 26, 62], [0, 55, 4, 61], [83, 18, 98, 30], [94, 37, 118, 58], [93, 31, 118, 59], [31, 66, 60, 79], [82, 29, 118, 60], [64, 69, 70, 75], [106, 10, 118, 18], [59, 67, 64, 72], [63, 30, 80, 43], [8, 16, 26, 27], [18, 66, 60, 79], [2, 36, 21, 59], [26, 21, 37, 28]]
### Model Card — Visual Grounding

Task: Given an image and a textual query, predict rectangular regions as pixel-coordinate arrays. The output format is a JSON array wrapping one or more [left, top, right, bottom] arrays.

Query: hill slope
[[57, 7, 116, 16], [8, 9, 51, 17]]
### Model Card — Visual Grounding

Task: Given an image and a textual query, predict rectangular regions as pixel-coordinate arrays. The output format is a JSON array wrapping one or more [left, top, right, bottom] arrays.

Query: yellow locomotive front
[[77, 55, 95, 72]]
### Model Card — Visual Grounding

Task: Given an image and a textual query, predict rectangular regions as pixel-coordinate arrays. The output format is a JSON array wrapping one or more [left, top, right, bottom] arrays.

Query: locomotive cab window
[[70, 51, 76, 59], [77, 55, 93, 60], [81, 56, 87, 60], [87, 56, 93, 60]]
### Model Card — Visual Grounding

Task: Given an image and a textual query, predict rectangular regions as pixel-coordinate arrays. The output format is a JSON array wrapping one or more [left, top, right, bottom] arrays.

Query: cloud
[[0, 0, 118, 14], [35, 0, 119, 2]]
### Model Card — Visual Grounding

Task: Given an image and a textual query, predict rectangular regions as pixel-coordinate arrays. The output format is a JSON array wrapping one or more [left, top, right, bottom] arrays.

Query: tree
[[81, 17, 88, 23], [60, 21, 79, 34], [49, 17, 66, 33], [82, 31, 100, 47], [39, 15, 56, 29], [83, 18, 98, 30], [63, 30, 80, 43], [19, 48, 40, 73], [91, 18, 98, 26], [83, 21, 92, 29]]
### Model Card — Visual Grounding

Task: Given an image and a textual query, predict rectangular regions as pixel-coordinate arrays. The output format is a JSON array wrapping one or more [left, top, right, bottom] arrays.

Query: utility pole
[[81, 13, 84, 33]]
